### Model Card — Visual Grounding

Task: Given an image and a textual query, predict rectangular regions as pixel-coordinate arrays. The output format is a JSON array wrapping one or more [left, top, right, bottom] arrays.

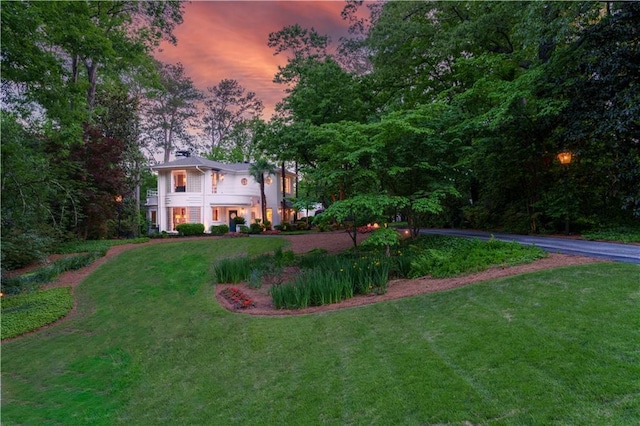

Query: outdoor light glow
[[115, 195, 123, 203], [557, 151, 572, 165]]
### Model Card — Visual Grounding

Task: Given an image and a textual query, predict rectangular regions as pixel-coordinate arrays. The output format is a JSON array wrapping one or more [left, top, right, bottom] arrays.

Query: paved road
[[420, 229, 640, 265]]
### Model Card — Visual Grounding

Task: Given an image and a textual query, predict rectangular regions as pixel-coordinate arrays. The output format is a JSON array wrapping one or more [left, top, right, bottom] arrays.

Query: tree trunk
[[85, 60, 99, 112]]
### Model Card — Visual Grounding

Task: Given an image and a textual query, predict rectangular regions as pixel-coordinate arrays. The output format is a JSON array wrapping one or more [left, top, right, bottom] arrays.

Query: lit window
[[173, 170, 187, 192]]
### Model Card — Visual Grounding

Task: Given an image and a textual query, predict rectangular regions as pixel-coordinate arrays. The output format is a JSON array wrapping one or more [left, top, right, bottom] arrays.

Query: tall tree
[[1, 1, 184, 127], [249, 159, 276, 225], [201, 79, 263, 160], [143, 62, 203, 163]]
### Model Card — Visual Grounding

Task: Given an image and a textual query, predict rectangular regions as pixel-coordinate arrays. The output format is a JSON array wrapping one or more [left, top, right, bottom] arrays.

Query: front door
[[229, 210, 238, 232]]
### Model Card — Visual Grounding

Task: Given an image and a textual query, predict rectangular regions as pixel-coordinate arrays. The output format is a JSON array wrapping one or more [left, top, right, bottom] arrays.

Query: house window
[[150, 210, 157, 226], [284, 177, 292, 194], [265, 177, 273, 185], [241, 178, 248, 185], [211, 172, 219, 194], [173, 170, 187, 192], [212, 207, 219, 221], [266, 208, 273, 224], [173, 207, 187, 229]]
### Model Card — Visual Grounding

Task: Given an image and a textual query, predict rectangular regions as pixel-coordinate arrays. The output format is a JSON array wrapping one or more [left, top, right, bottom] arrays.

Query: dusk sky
[[154, 1, 358, 118]]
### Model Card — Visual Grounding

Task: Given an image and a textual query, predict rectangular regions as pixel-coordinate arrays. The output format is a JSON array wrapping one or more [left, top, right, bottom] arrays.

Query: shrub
[[249, 223, 263, 234], [1, 231, 54, 270], [239, 225, 250, 234], [210, 224, 229, 235], [176, 223, 205, 236]]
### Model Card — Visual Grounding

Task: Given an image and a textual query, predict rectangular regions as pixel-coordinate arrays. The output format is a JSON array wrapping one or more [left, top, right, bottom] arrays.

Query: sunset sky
[[154, 1, 357, 118]]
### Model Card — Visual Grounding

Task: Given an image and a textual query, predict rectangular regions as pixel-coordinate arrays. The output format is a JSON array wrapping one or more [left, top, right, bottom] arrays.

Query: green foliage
[[248, 223, 263, 234], [270, 253, 392, 309], [1, 231, 55, 271], [210, 224, 229, 235], [1, 253, 102, 295], [175, 223, 205, 236], [212, 256, 254, 284], [582, 226, 640, 244], [360, 227, 401, 254], [1, 287, 73, 339], [408, 236, 546, 278]]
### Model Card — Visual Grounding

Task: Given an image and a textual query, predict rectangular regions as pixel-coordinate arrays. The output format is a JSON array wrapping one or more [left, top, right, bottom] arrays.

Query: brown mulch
[[6, 231, 605, 327]]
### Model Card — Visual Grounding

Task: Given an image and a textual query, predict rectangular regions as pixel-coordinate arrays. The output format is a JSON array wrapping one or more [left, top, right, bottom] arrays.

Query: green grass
[[2, 238, 639, 425]]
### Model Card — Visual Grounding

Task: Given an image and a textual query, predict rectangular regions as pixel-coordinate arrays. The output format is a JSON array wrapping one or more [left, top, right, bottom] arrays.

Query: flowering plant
[[220, 286, 255, 309]]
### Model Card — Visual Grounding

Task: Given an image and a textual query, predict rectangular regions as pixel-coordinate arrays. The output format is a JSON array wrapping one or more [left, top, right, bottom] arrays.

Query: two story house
[[145, 155, 295, 233]]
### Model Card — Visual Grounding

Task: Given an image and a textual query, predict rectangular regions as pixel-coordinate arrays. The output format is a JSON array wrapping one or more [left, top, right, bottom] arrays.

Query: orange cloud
[[154, 1, 353, 118]]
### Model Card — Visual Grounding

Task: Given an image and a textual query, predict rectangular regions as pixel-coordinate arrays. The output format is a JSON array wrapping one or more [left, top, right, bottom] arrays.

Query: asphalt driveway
[[420, 229, 640, 264]]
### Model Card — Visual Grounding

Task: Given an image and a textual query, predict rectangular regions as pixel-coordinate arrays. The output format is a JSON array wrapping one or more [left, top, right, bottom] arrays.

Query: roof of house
[[152, 156, 252, 173]]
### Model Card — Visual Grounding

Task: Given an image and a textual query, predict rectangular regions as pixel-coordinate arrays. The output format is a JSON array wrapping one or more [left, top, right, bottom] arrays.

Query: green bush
[[1, 231, 54, 270], [210, 224, 229, 235], [249, 223, 263, 234], [175, 223, 205, 236], [1, 286, 74, 339]]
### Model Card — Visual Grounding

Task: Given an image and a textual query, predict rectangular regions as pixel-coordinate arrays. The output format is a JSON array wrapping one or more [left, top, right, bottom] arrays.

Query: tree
[[201, 79, 263, 160], [550, 1, 640, 221], [249, 159, 276, 225], [268, 24, 330, 86], [143, 62, 203, 162], [95, 87, 145, 236], [1, 1, 184, 128]]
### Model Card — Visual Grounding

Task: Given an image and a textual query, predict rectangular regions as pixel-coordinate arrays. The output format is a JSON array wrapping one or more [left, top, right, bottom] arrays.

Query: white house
[[145, 155, 296, 233]]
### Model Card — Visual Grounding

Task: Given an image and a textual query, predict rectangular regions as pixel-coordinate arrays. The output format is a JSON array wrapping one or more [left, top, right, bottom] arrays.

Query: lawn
[[2, 237, 639, 425]]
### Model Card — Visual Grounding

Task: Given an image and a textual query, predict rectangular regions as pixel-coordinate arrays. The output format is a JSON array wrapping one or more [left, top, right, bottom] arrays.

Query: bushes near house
[[175, 223, 205, 236], [249, 223, 263, 234], [210, 224, 229, 235]]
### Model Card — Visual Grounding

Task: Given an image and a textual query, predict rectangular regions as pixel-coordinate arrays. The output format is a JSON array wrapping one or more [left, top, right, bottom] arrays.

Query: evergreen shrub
[[176, 223, 205, 236]]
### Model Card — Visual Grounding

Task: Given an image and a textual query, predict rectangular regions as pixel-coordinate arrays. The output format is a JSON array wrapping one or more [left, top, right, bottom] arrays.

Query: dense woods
[[2, 1, 638, 270]]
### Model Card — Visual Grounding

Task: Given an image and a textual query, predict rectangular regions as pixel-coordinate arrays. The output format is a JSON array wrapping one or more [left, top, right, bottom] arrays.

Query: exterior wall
[[150, 164, 295, 233]]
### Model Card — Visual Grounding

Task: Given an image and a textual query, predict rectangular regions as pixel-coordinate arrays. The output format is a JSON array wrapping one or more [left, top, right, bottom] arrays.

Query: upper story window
[[284, 176, 292, 194], [212, 172, 220, 193], [173, 170, 186, 192], [241, 178, 248, 186]]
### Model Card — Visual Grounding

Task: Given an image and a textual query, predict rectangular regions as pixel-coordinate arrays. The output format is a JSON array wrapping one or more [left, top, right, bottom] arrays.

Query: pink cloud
[[154, 1, 353, 118]]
